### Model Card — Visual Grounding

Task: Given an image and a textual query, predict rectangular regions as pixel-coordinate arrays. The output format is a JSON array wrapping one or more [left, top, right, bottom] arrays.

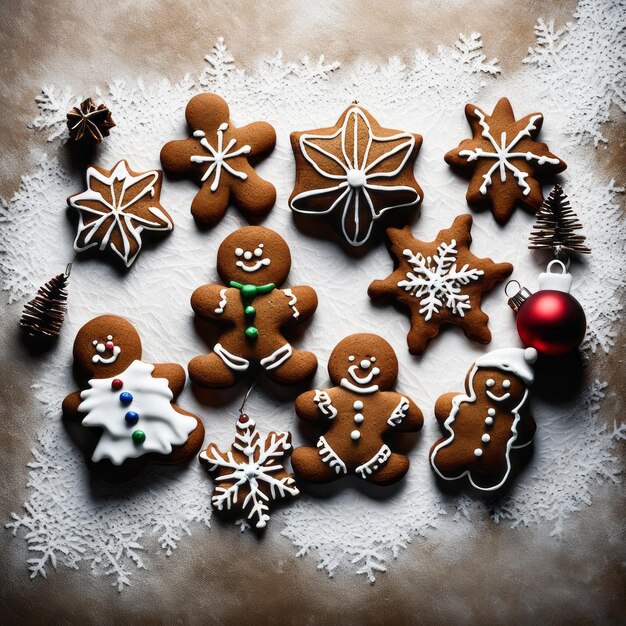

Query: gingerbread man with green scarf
[[189, 226, 318, 388]]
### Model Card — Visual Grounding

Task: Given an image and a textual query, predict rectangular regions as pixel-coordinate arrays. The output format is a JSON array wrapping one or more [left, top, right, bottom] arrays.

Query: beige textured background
[[1, 1, 624, 623]]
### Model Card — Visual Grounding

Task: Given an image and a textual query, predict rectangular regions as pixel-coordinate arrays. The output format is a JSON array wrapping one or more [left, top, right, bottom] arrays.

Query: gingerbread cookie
[[67, 160, 173, 268], [291, 334, 423, 485], [66, 97, 115, 143], [200, 414, 299, 529], [189, 226, 318, 389], [445, 98, 566, 224], [368, 214, 513, 354], [289, 104, 423, 247], [160, 93, 276, 228], [62, 315, 204, 474], [430, 347, 538, 491]]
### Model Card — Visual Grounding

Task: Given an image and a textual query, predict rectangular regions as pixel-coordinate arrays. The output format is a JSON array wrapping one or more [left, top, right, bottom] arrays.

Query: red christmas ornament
[[507, 260, 586, 356]]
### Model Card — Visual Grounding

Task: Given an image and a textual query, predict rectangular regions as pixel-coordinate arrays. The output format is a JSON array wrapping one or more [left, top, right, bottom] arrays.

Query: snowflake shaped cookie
[[160, 93, 277, 228], [445, 98, 566, 223], [67, 160, 173, 268], [289, 104, 423, 247], [368, 214, 513, 354], [199, 414, 299, 529]]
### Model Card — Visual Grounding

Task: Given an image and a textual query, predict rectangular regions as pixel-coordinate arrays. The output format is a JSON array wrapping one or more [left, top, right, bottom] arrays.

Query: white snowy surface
[[1, 0, 625, 589]]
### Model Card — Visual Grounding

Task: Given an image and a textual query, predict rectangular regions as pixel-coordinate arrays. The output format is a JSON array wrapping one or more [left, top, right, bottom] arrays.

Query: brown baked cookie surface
[[62, 315, 204, 478], [291, 334, 423, 486], [289, 104, 423, 247], [189, 226, 318, 389], [67, 160, 173, 268], [160, 93, 276, 228], [430, 347, 538, 491], [445, 97, 566, 223], [368, 214, 513, 355]]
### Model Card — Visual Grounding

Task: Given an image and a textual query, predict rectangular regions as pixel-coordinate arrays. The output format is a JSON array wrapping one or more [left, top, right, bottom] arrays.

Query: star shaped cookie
[[160, 93, 276, 228], [289, 104, 423, 247], [67, 160, 173, 268], [445, 98, 566, 224], [368, 214, 513, 354]]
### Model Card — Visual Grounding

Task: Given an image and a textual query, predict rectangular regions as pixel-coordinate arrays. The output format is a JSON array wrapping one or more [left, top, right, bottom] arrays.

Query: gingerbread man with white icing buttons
[[189, 226, 318, 389], [63, 315, 204, 476], [291, 334, 423, 485], [430, 347, 538, 491]]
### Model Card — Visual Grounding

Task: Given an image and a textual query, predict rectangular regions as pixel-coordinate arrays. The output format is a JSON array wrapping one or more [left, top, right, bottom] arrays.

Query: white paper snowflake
[[398, 239, 484, 321], [199, 416, 299, 529]]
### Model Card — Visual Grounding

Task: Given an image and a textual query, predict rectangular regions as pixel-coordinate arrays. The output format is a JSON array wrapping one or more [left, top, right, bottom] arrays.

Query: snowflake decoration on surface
[[290, 105, 422, 246], [190, 123, 251, 190], [398, 239, 484, 321], [68, 160, 173, 268], [200, 415, 299, 529]]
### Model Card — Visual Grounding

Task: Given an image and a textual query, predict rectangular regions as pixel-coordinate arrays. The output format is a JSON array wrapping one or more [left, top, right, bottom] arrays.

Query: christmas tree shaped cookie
[[63, 315, 204, 476], [368, 214, 513, 354], [445, 98, 566, 223]]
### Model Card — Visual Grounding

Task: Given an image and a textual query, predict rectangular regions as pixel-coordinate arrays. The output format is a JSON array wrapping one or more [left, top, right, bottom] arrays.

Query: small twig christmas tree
[[20, 272, 69, 339], [529, 184, 590, 257]]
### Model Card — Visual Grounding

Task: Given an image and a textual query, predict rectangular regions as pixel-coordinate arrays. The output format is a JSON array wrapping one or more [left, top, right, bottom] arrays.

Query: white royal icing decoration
[[200, 417, 298, 529], [69, 161, 173, 268], [260, 344, 293, 370], [190, 123, 251, 192], [355, 444, 392, 479], [78, 360, 196, 465], [398, 239, 484, 322], [213, 342, 250, 372], [458, 108, 561, 196], [351, 430, 361, 441], [234, 243, 271, 273], [290, 107, 420, 247], [317, 436, 347, 475], [214, 288, 228, 314], [353, 400, 363, 410], [387, 397, 409, 427], [340, 358, 381, 394], [430, 347, 535, 491], [91, 335, 121, 364], [282, 288, 300, 318], [313, 390, 338, 419]]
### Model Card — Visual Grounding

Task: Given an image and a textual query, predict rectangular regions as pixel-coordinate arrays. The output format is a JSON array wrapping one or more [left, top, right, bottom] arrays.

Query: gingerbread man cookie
[[63, 315, 204, 475], [445, 98, 567, 224], [160, 93, 276, 228], [68, 160, 173, 268], [368, 214, 513, 354], [291, 334, 423, 485], [430, 347, 538, 491], [289, 104, 423, 247], [189, 226, 318, 389]]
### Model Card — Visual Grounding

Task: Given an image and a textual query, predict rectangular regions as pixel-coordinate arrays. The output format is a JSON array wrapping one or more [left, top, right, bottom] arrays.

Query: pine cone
[[20, 273, 69, 339], [66, 98, 116, 143]]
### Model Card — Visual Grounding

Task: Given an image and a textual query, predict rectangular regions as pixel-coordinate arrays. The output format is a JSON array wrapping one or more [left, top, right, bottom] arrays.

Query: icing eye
[[235, 247, 243, 257], [259, 243, 264, 248], [92, 340, 98, 346], [370, 356, 376, 363], [486, 378, 495, 388], [502, 379, 511, 389], [254, 247, 263, 257], [348, 355, 355, 362], [107, 335, 113, 340]]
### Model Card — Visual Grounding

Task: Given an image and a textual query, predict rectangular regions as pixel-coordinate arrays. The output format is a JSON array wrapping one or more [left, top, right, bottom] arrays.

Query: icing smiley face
[[344, 355, 381, 393], [217, 226, 291, 287], [473, 369, 525, 411], [328, 333, 399, 392], [91, 335, 121, 364], [234, 243, 271, 273]]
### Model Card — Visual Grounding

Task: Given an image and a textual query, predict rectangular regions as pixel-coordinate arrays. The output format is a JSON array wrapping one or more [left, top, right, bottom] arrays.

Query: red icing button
[[105, 342, 115, 350], [239, 413, 249, 423], [111, 379, 123, 390]]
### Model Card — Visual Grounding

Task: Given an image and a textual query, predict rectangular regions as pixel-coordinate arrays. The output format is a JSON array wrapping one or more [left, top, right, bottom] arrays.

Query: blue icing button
[[119, 391, 133, 405], [125, 411, 139, 424]]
